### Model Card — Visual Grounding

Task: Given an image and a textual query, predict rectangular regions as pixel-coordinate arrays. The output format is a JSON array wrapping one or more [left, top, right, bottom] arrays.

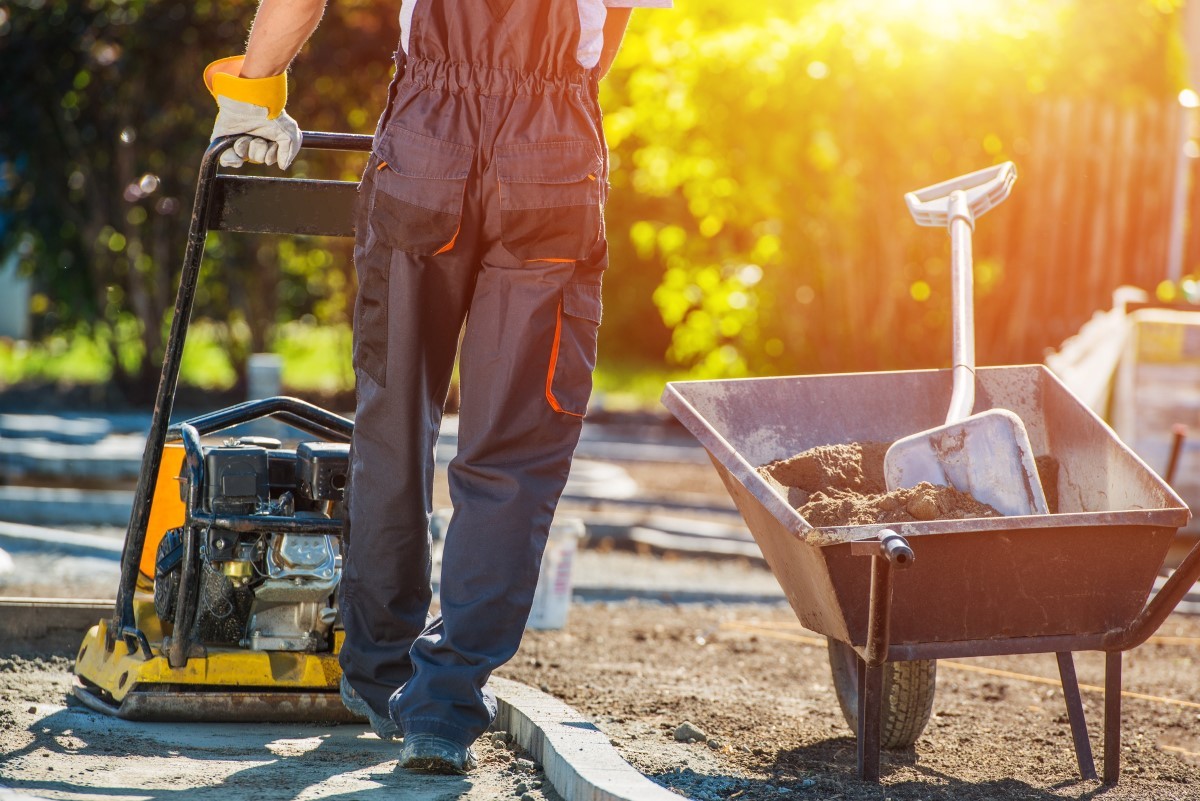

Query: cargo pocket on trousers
[[495, 140, 603, 262], [546, 282, 603, 417], [371, 126, 473, 256]]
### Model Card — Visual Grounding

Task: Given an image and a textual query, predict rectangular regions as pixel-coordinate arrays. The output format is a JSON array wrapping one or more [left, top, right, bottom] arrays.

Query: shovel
[[884, 163, 1049, 516]]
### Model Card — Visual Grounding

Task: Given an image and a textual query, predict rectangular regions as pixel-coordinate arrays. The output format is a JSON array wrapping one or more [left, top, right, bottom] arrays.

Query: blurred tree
[[601, 0, 1187, 377], [0, 0, 1190, 400], [0, 0, 394, 400]]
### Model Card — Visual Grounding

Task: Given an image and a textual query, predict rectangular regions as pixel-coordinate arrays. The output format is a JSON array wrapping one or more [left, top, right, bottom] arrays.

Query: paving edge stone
[[491, 675, 686, 801]]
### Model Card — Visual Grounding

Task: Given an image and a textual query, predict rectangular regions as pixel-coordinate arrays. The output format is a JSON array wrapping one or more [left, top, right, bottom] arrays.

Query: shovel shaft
[[947, 191, 976, 425]]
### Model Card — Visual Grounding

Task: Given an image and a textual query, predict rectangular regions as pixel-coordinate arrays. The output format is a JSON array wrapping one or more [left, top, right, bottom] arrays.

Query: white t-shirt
[[398, 0, 673, 70]]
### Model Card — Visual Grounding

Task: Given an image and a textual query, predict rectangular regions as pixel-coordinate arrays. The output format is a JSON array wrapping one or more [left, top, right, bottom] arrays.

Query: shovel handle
[[906, 162, 1017, 228]]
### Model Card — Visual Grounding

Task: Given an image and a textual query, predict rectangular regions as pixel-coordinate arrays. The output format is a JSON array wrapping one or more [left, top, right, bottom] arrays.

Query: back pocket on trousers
[[371, 126, 473, 256], [495, 140, 603, 263]]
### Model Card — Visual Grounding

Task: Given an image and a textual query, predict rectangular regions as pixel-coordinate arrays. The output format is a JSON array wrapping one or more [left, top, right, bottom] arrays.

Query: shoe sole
[[401, 755, 473, 775]]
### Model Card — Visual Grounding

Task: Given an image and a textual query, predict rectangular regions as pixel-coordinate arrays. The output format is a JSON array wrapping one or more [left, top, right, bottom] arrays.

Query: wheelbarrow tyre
[[826, 637, 936, 750]]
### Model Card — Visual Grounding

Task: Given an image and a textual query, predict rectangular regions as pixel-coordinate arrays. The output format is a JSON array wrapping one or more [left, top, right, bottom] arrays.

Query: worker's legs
[[339, 153, 481, 719], [388, 249, 603, 745]]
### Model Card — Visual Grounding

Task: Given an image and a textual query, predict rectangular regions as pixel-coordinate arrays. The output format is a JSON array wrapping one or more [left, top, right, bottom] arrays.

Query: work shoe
[[339, 674, 401, 741], [399, 733, 478, 775]]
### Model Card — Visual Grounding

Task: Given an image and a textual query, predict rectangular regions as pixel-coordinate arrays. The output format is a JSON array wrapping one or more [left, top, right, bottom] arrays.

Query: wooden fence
[[972, 97, 1187, 364]]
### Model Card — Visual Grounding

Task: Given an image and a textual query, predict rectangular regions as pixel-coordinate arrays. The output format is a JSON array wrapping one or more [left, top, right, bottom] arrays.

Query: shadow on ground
[[3, 704, 475, 801], [647, 736, 1149, 801]]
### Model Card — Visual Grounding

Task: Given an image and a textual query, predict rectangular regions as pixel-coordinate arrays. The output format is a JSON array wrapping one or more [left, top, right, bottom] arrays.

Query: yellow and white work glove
[[203, 56, 302, 169]]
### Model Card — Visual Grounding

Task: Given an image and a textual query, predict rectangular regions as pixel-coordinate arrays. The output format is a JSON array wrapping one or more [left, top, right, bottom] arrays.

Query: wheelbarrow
[[661, 364, 1197, 783]]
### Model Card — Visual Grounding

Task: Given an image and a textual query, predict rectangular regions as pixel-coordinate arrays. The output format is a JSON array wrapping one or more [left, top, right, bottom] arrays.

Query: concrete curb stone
[[492, 675, 685, 801]]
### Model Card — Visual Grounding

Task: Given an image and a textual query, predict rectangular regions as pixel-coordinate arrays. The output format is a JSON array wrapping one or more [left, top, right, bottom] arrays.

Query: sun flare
[[859, 0, 1047, 40]]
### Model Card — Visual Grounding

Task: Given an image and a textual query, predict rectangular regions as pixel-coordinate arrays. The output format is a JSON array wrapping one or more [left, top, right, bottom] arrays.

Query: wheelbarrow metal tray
[[662, 365, 1190, 658]]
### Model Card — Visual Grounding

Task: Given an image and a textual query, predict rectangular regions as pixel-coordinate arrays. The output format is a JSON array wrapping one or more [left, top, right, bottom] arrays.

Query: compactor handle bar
[[109, 132, 371, 656], [207, 130, 373, 161], [905, 162, 1017, 229]]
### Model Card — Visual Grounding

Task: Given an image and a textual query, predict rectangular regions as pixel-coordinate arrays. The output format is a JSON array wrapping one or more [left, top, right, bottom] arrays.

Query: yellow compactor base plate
[[73, 618, 363, 723]]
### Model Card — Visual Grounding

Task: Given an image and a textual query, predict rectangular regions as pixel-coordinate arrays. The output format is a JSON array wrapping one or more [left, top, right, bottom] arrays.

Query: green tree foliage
[[0, 0, 395, 399], [601, 0, 1186, 376], [0, 0, 1188, 399]]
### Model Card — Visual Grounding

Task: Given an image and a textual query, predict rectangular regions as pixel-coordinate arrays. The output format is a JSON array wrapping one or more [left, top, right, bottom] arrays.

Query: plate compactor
[[73, 132, 376, 722]]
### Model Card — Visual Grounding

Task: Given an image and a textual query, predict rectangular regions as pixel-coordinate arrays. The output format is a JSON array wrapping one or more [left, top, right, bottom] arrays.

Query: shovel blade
[[884, 409, 1049, 516]]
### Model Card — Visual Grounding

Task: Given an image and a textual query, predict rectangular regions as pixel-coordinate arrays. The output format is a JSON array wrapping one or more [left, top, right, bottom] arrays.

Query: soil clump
[[759, 441, 1002, 527]]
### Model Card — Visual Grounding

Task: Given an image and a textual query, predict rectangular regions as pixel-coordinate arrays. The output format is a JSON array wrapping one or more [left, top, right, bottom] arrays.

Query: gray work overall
[[339, 0, 607, 747]]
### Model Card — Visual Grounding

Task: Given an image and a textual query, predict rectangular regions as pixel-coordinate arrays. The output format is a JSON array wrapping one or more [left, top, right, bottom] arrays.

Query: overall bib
[[340, 0, 607, 747]]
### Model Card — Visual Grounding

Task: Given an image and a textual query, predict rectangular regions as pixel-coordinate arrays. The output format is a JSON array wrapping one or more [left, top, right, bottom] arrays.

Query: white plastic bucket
[[527, 517, 584, 630]]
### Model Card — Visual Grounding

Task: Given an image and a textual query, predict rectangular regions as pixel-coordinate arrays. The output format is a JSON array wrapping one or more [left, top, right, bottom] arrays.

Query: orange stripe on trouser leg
[[545, 301, 583, 417], [525, 258, 577, 264]]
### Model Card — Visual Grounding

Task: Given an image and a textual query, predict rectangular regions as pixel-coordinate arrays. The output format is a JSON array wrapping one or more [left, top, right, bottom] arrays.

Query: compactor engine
[[154, 437, 348, 654]]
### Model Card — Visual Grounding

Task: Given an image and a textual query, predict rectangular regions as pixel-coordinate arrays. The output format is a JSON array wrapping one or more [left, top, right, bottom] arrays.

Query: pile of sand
[[758, 441, 1002, 527]]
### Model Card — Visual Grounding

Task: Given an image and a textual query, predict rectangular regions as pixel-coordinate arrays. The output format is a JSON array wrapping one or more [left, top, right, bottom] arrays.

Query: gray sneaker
[[399, 733, 478, 774], [339, 674, 402, 741]]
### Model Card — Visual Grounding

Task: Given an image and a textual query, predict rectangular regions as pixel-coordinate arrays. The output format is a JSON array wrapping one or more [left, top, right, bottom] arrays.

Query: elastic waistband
[[405, 57, 593, 96]]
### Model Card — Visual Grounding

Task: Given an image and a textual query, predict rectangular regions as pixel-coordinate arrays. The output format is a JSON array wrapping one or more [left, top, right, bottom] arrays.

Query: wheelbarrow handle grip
[[849, 530, 915, 568], [879, 530, 914, 569], [906, 162, 1017, 228]]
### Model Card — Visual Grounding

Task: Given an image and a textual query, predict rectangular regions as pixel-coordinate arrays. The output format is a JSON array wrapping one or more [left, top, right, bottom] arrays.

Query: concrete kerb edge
[[491, 675, 686, 801]]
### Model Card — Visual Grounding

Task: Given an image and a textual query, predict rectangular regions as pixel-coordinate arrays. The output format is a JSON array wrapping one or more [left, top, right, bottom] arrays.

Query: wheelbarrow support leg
[[1104, 651, 1122, 785], [857, 657, 884, 781], [1054, 652, 1096, 780], [850, 530, 915, 781]]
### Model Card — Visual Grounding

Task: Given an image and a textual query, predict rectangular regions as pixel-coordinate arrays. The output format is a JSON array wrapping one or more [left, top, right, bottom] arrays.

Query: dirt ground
[[0, 628, 564, 801], [4, 456, 1200, 800], [502, 600, 1200, 801], [4, 593, 1198, 801]]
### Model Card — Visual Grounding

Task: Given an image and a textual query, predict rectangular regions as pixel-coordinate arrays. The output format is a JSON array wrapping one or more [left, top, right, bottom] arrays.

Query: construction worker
[[204, 0, 670, 775]]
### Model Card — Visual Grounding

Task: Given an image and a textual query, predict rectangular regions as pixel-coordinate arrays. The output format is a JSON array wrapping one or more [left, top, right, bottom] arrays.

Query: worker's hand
[[203, 56, 302, 170]]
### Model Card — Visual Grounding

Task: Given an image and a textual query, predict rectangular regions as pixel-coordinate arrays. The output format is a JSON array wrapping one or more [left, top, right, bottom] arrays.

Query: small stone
[[27, 706, 36, 714], [539, 684, 551, 693], [521, 795, 536, 801], [515, 782, 528, 795], [515, 757, 536, 771], [707, 738, 720, 750], [674, 721, 707, 742], [531, 782, 543, 790], [491, 731, 509, 746]]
